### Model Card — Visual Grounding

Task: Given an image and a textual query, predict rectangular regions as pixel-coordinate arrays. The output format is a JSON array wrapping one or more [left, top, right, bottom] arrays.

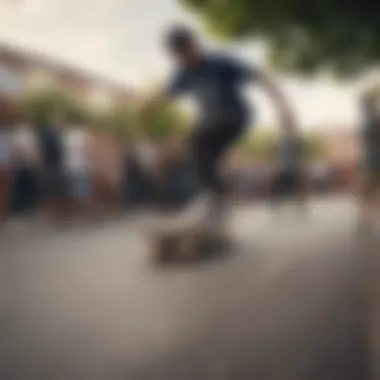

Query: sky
[[0, 0, 371, 129]]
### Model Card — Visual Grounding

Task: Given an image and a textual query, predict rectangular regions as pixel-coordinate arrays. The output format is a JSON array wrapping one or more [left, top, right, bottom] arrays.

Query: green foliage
[[236, 127, 327, 161], [20, 87, 328, 160], [22, 87, 89, 125], [139, 101, 189, 141], [94, 105, 138, 139], [21, 87, 189, 142], [180, 0, 380, 77], [236, 129, 276, 160], [304, 132, 327, 160]]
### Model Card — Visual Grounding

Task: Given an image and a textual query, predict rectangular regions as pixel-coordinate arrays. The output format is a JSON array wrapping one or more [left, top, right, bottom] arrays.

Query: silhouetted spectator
[[271, 124, 307, 214], [37, 113, 67, 220], [123, 147, 154, 208], [63, 124, 93, 218], [11, 120, 41, 214], [161, 145, 196, 208], [0, 98, 15, 227]]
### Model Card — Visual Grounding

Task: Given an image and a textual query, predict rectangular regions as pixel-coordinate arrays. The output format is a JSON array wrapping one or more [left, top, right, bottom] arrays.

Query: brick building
[[0, 43, 133, 108]]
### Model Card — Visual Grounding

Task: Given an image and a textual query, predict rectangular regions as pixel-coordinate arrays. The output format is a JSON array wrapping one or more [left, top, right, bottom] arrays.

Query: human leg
[[187, 124, 244, 227]]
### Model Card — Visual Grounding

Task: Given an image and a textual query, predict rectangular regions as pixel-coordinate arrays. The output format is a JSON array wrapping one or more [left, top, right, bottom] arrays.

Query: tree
[[236, 127, 327, 161], [180, 0, 380, 77], [93, 105, 138, 140], [21, 86, 189, 143], [21, 87, 89, 125], [236, 129, 276, 160], [303, 132, 327, 161], [138, 100, 189, 141]]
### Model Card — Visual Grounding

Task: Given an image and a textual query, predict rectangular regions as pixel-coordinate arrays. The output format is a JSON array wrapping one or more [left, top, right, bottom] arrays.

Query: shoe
[[204, 195, 228, 233], [175, 192, 212, 228]]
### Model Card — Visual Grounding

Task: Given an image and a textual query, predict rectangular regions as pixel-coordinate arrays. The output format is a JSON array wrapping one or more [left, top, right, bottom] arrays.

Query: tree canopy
[[180, 0, 380, 77], [235, 129, 327, 161], [21, 87, 189, 142], [139, 101, 189, 141], [20, 88, 327, 161], [22, 88, 89, 125]]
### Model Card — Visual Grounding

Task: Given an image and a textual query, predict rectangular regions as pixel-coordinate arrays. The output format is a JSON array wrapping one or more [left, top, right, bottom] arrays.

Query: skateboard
[[148, 219, 231, 264]]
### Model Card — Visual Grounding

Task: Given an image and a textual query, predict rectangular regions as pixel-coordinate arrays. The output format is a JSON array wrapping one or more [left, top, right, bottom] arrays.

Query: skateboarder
[[143, 25, 297, 230]]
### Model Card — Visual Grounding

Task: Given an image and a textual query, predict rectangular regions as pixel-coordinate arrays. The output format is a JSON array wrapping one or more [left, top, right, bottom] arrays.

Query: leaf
[[180, 0, 380, 76]]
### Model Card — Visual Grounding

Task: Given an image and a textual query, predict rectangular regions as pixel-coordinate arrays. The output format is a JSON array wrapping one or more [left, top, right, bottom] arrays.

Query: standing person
[[63, 124, 93, 219], [0, 98, 15, 228], [356, 92, 380, 234], [142, 25, 296, 230], [168, 142, 196, 207], [137, 139, 161, 204], [38, 112, 67, 221], [11, 119, 41, 215], [271, 124, 307, 216]]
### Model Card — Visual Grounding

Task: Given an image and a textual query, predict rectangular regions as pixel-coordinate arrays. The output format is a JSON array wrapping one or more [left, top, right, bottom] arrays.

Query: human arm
[[223, 55, 297, 132], [256, 69, 297, 132], [140, 69, 189, 118]]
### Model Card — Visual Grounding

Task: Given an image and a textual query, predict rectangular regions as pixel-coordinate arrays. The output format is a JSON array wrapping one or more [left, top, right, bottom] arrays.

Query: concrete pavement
[[0, 197, 373, 379]]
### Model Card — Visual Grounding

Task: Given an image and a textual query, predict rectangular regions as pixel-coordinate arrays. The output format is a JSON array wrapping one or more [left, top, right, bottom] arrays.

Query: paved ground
[[0, 197, 375, 380]]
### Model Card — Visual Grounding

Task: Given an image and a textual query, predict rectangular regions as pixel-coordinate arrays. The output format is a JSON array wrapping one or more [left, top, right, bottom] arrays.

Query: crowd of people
[[0, 103, 354, 230], [0, 108, 98, 225], [0, 99, 202, 228], [1, 25, 379, 236]]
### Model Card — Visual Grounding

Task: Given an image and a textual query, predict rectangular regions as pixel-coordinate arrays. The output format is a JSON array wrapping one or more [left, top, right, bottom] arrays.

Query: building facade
[[0, 43, 132, 109]]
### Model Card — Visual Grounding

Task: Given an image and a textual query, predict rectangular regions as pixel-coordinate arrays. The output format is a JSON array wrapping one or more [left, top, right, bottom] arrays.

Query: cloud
[[0, 0, 187, 80]]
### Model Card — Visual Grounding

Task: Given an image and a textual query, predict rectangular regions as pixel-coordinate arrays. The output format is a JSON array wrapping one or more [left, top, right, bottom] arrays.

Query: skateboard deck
[[149, 220, 231, 264]]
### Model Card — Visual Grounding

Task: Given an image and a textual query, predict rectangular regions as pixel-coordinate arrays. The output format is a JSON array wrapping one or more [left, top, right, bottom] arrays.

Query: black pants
[[189, 121, 244, 196], [10, 166, 40, 215]]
